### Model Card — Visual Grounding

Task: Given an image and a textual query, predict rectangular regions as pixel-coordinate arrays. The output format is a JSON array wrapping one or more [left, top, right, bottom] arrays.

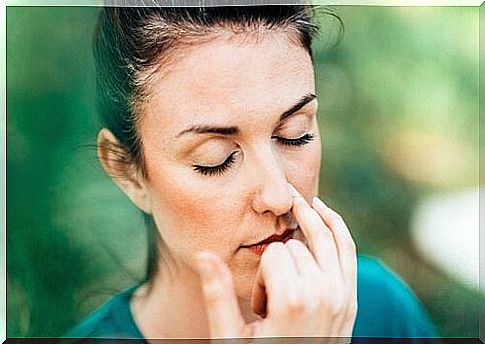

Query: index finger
[[287, 183, 339, 274]]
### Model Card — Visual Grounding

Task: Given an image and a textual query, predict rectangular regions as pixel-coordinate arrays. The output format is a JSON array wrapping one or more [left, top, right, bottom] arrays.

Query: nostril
[[251, 180, 292, 214], [250, 156, 292, 216]]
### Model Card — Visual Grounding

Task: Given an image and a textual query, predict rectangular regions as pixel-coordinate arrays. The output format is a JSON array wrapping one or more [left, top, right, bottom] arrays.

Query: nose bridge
[[249, 143, 292, 216]]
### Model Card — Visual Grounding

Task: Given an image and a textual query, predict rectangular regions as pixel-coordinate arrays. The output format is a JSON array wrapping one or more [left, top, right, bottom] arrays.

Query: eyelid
[[192, 150, 238, 176], [276, 110, 315, 133], [281, 106, 316, 121]]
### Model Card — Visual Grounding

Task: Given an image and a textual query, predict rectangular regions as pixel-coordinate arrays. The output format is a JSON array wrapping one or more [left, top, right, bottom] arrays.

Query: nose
[[250, 145, 292, 217]]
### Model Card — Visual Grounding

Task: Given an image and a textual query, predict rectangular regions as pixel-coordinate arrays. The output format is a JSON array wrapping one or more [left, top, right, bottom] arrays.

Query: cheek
[[146, 163, 244, 259], [285, 135, 322, 198]]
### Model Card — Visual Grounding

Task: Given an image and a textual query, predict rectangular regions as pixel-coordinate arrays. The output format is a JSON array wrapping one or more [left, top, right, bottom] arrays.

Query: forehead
[[142, 31, 315, 137]]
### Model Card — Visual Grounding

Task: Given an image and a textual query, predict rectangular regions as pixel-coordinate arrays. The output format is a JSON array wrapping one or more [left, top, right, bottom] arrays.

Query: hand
[[195, 183, 358, 341]]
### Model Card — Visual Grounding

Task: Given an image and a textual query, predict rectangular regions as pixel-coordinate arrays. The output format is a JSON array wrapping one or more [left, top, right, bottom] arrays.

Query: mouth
[[241, 228, 297, 256]]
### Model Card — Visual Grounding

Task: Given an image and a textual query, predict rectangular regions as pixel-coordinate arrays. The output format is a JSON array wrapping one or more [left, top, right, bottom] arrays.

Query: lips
[[242, 228, 296, 256]]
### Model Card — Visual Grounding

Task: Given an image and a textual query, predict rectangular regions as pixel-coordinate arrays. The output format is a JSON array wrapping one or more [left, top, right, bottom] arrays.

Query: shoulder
[[353, 255, 439, 338], [64, 285, 145, 340]]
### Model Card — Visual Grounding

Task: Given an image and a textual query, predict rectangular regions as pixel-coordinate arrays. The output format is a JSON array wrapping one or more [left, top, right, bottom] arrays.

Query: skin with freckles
[[138, 31, 321, 297], [97, 29, 357, 340]]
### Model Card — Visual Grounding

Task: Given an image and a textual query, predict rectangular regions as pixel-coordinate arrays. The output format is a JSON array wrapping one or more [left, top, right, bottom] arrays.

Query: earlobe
[[97, 128, 153, 214]]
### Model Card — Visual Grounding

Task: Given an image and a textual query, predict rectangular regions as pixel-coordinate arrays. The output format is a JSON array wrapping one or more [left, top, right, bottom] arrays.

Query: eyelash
[[193, 133, 314, 177], [193, 151, 238, 176], [272, 133, 315, 147]]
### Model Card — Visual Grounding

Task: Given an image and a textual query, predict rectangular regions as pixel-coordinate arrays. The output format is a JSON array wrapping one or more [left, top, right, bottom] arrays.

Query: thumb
[[195, 251, 246, 338]]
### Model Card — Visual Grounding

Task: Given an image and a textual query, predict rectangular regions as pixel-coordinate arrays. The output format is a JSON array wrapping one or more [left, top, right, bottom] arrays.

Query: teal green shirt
[[66, 255, 439, 341]]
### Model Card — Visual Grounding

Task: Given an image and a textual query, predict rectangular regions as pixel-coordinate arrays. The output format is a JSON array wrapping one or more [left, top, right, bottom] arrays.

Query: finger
[[195, 251, 246, 338], [312, 197, 357, 287], [256, 242, 300, 316], [287, 183, 339, 275], [251, 240, 318, 317], [284, 239, 320, 276]]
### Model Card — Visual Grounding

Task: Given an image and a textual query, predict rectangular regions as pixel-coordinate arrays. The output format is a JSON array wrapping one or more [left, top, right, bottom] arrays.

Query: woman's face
[[139, 31, 321, 299]]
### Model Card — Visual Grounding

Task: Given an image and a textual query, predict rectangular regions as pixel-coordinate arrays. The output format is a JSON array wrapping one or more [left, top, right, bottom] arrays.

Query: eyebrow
[[176, 93, 317, 138], [280, 93, 317, 121], [176, 125, 239, 138]]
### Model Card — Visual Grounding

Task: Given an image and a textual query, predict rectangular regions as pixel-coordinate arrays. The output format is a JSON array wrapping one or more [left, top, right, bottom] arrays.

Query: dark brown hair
[[93, 5, 340, 283]]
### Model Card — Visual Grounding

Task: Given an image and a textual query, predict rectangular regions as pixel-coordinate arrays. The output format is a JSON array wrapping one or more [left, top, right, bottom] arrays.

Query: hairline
[[132, 27, 312, 137]]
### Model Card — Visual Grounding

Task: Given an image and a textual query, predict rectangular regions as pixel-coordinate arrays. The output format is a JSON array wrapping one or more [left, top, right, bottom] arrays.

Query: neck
[[130, 258, 257, 339]]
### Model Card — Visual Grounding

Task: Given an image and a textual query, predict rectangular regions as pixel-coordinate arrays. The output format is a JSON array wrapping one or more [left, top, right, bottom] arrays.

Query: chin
[[231, 265, 258, 301], [235, 283, 254, 302]]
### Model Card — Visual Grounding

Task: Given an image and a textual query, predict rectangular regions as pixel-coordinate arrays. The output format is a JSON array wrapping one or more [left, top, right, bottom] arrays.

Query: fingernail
[[195, 252, 216, 280]]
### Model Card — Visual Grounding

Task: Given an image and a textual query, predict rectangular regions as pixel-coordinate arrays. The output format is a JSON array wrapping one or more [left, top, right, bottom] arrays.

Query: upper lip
[[242, 228, 297, 247]]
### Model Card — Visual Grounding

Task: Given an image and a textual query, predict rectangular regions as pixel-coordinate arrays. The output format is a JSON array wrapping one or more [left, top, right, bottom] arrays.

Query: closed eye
[[272, 133, 315, 146], [193, 151, 238, 176], [192, 133, 314, 177]]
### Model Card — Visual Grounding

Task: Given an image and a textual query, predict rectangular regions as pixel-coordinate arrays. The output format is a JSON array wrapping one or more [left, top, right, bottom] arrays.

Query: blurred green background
[[6, 6, 482, 338]]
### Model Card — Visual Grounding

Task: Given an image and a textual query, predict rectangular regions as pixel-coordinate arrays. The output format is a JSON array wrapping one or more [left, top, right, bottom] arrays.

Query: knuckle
[[331, 209, 344, 222], [344, 237, 357, 253], [328, 296, 347, 317], [202, 281, 226, 303], [328, 212, 344, 228], [283, 296, 307, 316]]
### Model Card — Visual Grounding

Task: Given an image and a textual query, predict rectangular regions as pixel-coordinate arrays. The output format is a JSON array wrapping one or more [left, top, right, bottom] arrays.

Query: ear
[[97, 128, 153, 214]]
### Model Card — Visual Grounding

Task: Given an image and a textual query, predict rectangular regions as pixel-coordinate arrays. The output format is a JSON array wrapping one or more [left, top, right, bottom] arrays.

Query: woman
[[67, 5, 438, 341]]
